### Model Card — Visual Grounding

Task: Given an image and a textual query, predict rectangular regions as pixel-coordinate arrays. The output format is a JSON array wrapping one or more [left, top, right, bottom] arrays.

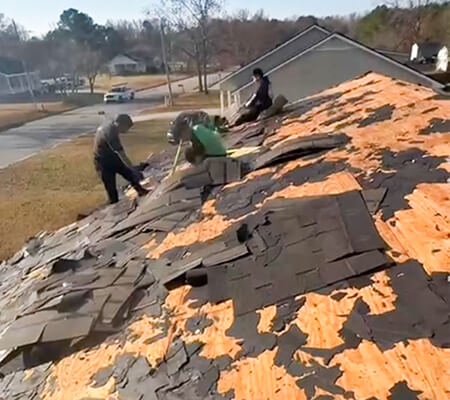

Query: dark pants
[[235, 99, 272, 126], [95, 154, 146, 204]]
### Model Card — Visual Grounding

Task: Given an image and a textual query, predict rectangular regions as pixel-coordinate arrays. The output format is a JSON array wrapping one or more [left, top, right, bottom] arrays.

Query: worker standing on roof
[[235, 68, 273, 126], [93, 114, 148, 204]]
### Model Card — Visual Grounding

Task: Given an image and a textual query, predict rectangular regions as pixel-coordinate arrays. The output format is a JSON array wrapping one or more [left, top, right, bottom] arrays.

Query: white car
[[104, 86, 135, 103]]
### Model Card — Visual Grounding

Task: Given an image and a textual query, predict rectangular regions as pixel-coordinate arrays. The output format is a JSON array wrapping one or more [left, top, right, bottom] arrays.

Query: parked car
[[104, 86, 135, 103]]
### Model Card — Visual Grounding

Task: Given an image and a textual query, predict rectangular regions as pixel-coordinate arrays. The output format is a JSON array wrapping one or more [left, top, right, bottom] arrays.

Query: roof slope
[[0, 72, 449, 400], [219, 24, 330, 92]]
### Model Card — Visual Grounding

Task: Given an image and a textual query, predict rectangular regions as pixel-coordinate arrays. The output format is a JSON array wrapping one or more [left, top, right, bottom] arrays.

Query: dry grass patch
[[141, 90, 220, 114], [95, 74, 187, 91], [0, 119, 170, 261], [0, 102, 74, 131]]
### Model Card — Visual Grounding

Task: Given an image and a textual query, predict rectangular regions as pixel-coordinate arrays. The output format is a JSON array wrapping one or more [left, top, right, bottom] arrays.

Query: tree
[[380, 1, 447, 49], [152, 0, 224, 93], [78, 47, 104, 93]]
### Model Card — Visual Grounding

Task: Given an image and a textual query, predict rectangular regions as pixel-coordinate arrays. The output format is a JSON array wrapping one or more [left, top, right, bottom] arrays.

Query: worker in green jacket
[[167, 111, 227, 166], [185, 124, 227, 165]]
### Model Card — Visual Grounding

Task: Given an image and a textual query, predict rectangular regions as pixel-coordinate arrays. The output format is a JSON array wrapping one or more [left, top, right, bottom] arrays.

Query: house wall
[[0, 71, 41, 96], [237, 36, 441, 105], [219, 27, 329, 92], [108, 55, 148, 75]]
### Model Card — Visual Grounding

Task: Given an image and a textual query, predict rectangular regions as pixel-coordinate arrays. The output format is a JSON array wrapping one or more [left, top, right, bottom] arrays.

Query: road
[[0, 74, 222, 169]]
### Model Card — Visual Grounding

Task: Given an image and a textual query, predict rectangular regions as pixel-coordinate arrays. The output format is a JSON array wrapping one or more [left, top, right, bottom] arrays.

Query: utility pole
[[12, 20, 37, 109], [160, 19, 174, 106]]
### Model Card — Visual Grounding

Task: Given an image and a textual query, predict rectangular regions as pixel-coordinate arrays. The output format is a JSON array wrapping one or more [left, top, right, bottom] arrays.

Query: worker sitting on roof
[[94, 114, 148, 204], [235, 68, 273, 126]]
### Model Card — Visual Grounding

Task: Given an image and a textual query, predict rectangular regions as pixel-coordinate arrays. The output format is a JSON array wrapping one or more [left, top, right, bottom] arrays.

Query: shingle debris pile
[[0, 72, 449, 400]]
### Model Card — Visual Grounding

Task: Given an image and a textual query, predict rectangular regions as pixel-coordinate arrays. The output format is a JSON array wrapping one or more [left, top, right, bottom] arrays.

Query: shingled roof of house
[[0, 72, 448, 400]]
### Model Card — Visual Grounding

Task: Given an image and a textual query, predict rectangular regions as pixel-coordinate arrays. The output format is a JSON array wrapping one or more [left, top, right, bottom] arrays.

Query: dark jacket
[[249, 76, 272, 112], [93, 122, 123, 163]]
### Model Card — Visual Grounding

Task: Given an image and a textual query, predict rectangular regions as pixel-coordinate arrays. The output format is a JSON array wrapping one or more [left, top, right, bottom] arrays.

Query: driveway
[[0, 74, 222, 168]]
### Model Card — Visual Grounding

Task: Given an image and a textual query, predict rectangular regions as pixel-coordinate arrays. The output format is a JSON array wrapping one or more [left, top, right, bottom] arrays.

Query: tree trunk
[[89, 76, 95, 94], [202, 47, 208, 94], [196, 58, 203, 92]]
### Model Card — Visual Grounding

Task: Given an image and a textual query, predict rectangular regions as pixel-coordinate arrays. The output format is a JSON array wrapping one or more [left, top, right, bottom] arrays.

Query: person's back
[[93, 121, 123, 163], [167, 111, 212, 144], [93, 114, 148, 204], [192, 124, 227, 157], [254, 76, 272, 111]]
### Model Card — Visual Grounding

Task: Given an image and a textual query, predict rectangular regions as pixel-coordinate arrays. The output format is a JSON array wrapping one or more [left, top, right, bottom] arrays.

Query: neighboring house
[[227, 32, 443, 113], [167, 61, 188, 73], [218, 24, 330, 111], [409, 42, 448, 73], [0, 56, 41, 96], [107, 54, 147, 75]]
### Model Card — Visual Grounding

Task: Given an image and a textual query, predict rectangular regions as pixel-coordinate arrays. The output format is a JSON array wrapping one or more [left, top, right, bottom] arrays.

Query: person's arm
[[245, 93, 257, 108], [109, 128, 132, 167]]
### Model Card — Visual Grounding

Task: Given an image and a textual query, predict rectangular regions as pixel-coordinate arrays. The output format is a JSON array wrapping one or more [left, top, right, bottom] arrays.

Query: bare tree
[[151, 0, 223, 93], [382, 0, 446, 48], [78, 47, 104, 93]]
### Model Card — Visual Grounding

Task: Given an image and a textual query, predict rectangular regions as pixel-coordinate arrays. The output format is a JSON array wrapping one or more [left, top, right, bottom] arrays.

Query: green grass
[[0, 119, 170, 261]]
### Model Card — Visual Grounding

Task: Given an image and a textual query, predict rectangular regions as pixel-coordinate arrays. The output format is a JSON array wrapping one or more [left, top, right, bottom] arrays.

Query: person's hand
[[134, 162, 149, 172]]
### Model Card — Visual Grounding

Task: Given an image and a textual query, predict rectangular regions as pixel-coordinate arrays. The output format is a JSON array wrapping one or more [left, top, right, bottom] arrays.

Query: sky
[[1, 0, 377, 36]]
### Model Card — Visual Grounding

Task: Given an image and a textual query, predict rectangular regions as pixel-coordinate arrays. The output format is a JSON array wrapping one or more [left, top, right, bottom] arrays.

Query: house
[[107, 54, 147, 75], [0, 56, 41, 96], [228, 32, 444, 113], [217, 24, 330, 110], [409, 42, 448, 74], [0, 71, 448, 400]]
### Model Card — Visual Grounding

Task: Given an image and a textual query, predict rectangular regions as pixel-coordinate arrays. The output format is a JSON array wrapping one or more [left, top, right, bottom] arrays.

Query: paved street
[[0, 74, 222, 168]]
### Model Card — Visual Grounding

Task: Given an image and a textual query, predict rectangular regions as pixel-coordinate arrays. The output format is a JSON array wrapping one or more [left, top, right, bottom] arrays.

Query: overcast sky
[[1, 0, 377, 36]]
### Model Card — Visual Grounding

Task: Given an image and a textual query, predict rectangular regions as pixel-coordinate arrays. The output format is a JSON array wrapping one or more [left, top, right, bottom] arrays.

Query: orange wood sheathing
[[257, 306, 277, 333], [147, 214, 236, 259], [165, 286, 242, 360], [375, 183, 450, 274], [217, 349, 308, 400], [294, 271, 396, 349], [265, 73, 449, 175], [262, 172, 362, 205], [331, 340, 450, 400], [41, 315, 170, 400]]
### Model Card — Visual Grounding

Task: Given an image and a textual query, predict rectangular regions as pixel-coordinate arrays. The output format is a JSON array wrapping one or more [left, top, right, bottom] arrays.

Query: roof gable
[[236, 32, 444, 95], [219, 24, 330, 91], [109, 54, 141, 65]]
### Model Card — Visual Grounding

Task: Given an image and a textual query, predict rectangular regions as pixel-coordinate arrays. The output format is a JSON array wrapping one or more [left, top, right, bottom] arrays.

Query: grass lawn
[[0, 103, 73, 131], [0, 119, 170, 261], [141, 90, 220, 114], [0, 94, 103, 132], [95, 74, 187, 92]]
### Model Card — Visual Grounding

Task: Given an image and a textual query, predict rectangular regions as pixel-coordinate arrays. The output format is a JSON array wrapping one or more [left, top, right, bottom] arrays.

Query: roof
[[218, 24, 330, 91], [236, 32, 444, 96], [109, 54, 144, 64], [418, 42, 443, 59], [0, 56, 24, 75], [0, 72, 449, 400]]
